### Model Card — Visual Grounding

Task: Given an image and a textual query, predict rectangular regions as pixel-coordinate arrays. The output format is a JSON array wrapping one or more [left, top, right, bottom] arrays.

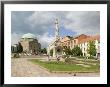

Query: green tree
[[87, 41, 96, 57], [13, 42, 23, 58], [11, 46, 15, 53], [40, 48, 47, 54], [71, 45, 82, 56], [63, 46, 72, 55], [43, 48, 47, 54], [17, 42, 23, 53]]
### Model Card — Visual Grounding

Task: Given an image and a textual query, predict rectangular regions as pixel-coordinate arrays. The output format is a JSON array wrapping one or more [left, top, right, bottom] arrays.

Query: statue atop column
[[47, 18, 62, 59], [54, 18, 62, 60], [55, 18, 60, 41]]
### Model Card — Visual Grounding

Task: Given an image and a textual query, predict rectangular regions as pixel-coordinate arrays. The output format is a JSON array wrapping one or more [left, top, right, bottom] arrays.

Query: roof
[[61, 36, 72, 42], [21, 33, 36, 39], [72, 34, 89, 39], [78, 35, 100, 44]]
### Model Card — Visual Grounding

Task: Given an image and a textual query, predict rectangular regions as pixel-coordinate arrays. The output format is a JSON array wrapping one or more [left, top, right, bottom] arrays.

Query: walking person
[[47, 54, 50, 61]]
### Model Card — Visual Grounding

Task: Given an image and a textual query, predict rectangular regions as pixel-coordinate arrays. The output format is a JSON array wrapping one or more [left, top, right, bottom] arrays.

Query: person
[[47, 54, 50, 61], [74, 73, 76, 76]]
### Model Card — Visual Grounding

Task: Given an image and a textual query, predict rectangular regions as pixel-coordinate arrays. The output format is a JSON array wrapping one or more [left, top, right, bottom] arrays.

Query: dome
[[22, 33, 36, 39]]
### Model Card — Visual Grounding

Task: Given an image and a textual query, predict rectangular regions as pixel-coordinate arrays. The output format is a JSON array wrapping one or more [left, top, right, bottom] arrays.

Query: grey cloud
[[64, 11, 100, 35], [11, 11, 100, 48]]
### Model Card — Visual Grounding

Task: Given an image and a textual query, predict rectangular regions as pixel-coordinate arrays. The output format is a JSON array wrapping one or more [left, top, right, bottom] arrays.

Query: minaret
[[55, 18, 60, 41]]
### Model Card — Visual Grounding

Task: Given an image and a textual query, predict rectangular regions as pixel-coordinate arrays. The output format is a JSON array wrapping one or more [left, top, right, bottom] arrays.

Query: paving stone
[[11, 57, 99, 77]]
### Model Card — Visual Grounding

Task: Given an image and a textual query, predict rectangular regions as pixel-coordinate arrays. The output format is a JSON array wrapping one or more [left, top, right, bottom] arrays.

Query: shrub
[[88, 56, 96, 59], [65, 58, 71, 62], [62, 55, 69, 59], [64, 58, 77, 64], [13, 53, 20, 58]]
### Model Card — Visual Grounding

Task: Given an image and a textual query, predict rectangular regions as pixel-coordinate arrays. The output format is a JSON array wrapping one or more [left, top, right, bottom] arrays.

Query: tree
[[87, 41, 96, 57], [11, 46, 15, 53], [17, 42, 23, 53], [40, 48, 47, 54], [13, 42, 23, 58], [71, 45, 83, 56], [63, 46, 72, 55]]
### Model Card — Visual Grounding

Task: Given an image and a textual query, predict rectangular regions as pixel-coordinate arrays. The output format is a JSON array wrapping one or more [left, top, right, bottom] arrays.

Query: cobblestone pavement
[[11, 57, 100, 77]]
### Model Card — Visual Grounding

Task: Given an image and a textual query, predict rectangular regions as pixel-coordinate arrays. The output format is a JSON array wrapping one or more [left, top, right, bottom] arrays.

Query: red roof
[[78, 35, 100, 44]]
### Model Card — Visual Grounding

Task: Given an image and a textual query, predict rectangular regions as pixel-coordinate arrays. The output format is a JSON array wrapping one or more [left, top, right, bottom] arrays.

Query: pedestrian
[[47, 54, 50, 61], [74, 73, 76, 76]]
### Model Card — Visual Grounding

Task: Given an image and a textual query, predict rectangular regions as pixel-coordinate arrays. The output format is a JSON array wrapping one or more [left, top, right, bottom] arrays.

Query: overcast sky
[[11, 11, 100, 48]]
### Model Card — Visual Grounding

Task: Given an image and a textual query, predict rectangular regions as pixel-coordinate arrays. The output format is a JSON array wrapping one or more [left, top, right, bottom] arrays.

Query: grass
[[29, 59, 100, 73], [71, 56, 85, 58]]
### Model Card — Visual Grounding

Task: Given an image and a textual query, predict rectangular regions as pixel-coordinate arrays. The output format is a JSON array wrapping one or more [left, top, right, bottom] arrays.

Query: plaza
[[11, 55, 100, 77]]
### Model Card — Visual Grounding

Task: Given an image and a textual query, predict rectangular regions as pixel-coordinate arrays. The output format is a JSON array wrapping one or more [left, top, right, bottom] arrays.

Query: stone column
[[53, 47, 56, 58], [55, 18, 60, 40]]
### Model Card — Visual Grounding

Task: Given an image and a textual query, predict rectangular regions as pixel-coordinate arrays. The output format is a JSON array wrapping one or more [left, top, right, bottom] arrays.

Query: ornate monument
[[47, 18, 62, 58]]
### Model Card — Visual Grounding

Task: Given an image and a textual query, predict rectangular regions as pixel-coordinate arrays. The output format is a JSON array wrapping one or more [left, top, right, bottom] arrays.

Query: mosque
[[11, 33, 41, 55]]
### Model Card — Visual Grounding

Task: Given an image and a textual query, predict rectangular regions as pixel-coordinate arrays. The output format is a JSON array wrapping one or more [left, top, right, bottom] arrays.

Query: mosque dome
[[22, 33, 36, 39]]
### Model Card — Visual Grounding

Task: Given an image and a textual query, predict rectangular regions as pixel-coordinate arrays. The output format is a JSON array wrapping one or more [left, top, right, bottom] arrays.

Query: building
[[70, 34, 90, 49], [11, 44, 19, 53], [61, 36, 72, 49], [78, 35, 100, 57], [60, 34, 89, 49], [60, 34, 100, 58], [20, 33, 41, 55]]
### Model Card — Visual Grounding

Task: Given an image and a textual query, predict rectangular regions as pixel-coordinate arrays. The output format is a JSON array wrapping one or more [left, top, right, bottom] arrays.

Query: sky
[[11, 11, 100, 48]]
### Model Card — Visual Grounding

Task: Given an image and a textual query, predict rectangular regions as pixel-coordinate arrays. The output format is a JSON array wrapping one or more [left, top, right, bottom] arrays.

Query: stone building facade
[[20, 33, 41, 55], [60, 34, 89, 49], [70, 34, 90, 49], [78, 35, 100, 57], [60, 34, 100, 58], [56, 34, 100, 58]]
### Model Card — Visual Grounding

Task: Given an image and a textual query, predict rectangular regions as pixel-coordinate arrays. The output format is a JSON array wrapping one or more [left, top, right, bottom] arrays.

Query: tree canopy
[[87, 41, 96, 57], [71, 45, 83, 56], [40, 48, 47, 54], [63, 46, 72, 55], [17, 42, 23, 53]]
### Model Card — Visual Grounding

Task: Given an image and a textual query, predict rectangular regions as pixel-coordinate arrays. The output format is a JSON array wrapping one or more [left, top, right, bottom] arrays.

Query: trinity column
[[55, 18, 60, 40], [47, 18, 61, 58], [53, 18, 60, 57]]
